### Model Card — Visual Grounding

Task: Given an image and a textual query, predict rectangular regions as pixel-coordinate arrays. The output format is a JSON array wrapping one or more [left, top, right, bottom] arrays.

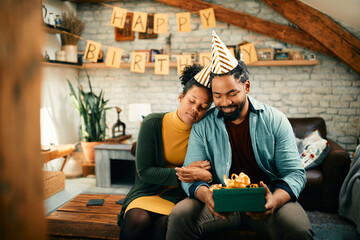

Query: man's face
[[211, 75, 250, 121]]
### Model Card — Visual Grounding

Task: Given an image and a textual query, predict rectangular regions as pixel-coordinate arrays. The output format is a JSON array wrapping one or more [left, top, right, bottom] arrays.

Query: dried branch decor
[[61, 11, 85, 45]]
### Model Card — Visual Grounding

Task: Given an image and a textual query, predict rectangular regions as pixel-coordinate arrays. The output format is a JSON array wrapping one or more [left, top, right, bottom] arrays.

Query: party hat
[[211, 31, 238, 74], [193, 62, 211, 88]]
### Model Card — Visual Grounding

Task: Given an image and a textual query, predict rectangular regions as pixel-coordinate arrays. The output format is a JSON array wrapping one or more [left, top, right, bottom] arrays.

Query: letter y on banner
[[84, 40, 102, 63], [199, 8, 216, 29]]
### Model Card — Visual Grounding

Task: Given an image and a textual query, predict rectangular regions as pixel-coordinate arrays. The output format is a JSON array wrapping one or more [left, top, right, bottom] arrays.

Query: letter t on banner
[[154, 54, 169, 75], [105, 47, 123, 68], [84, 40, 102, 63], [131, 52, 146, 73], [176, 12, 191, 32], [111, 7, 128, 28], [199, 8, 216, 29]]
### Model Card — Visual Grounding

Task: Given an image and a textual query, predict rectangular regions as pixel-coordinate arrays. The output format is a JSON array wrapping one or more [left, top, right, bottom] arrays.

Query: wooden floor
[[46, 194, 125, 240]]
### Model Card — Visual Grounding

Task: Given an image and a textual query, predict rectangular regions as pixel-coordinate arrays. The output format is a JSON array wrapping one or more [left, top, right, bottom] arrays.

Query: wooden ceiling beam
[[154, 0, 334, 56], [262, 0, 360, 74]]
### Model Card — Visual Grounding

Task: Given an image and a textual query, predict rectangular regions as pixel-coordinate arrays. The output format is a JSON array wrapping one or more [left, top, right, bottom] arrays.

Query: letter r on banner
[[111, 7, 128, 28], [131, 52, 146, 73], [105, 47, 122, 68], [84, 40, 102, 63]]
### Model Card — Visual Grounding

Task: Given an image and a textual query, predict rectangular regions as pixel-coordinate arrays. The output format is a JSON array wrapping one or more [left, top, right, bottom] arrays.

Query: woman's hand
[[186, 160, 211, 170], [175, 161, 212, 183]]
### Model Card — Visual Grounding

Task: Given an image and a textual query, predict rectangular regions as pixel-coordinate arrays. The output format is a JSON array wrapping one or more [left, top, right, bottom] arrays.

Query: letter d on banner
[[84, 40, 102, 63]]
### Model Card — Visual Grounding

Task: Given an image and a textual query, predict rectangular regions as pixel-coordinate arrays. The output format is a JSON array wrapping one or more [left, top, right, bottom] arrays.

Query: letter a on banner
[[131, 52, 146, 73], [111, 7, 128, 28], [132, 12, 148, 33], [176, 12, 191, 33], [177, 55, 192, 75], [84, 40, 102, 63], [154, 54, 169, 75], [199, 8, 216, 29], [105, 47, 123, 68], [154, 14, 168, 34]]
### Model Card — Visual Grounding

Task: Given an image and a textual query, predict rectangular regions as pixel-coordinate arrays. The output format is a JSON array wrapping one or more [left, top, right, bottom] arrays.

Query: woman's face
[[177, 86, 212, 125]]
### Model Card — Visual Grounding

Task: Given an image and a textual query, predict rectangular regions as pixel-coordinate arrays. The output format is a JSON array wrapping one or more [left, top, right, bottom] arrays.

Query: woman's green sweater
[[117, 113, 187, 227]]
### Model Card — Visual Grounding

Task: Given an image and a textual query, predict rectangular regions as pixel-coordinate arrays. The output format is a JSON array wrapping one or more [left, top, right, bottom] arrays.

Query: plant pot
[[62, 45, 78, 63], [81, 141, 103, 163]]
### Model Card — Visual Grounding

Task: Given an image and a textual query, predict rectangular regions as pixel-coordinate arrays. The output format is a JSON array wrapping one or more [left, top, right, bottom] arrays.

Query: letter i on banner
[[199, 8, 216, 29], [105, 47, 122, 68], [154, 54, 169, 75], [131, 52, 146, 73], [176, 12, 191, 33], [154, 14, 168, 34], [132, 12, 148, 33], [111, 7, 128, 28], [177, 55, 192, 75], [84, 40, 102, 63]]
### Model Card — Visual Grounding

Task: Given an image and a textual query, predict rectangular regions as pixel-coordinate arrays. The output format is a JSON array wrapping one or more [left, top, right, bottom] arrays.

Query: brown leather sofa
[[130, 117, 351, 213], [289, 117, 351, 213]]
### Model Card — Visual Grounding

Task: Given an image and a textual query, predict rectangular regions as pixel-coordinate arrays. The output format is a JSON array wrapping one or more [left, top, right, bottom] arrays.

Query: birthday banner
[[60, 3, 257, 75]]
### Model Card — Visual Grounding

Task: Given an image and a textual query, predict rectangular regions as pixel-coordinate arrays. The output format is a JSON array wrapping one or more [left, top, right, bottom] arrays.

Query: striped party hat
[[193, 62, 211, 88], [211, 31, 239, 74]]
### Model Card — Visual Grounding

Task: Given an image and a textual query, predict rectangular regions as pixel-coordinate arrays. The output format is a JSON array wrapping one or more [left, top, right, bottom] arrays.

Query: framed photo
[[256, 48, 274, 60], [139, 14, 158, 39], [293, 51, 303, 60], [150, 49, 161, 62], [182, 52, 198, 62], [115, 12, 134, 41], [134, 50, 151, 62], [121, 53, 131, 63], [274, 51, 290, 60]]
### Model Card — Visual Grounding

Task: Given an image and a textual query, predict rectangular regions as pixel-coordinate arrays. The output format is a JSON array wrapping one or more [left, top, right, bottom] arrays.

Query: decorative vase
[[81, 141, 103, 163], [62, 45, 78, 63]]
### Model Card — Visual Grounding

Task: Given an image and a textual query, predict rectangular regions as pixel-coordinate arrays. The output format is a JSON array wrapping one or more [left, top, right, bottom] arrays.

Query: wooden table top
[[41, 144, 75, 163]]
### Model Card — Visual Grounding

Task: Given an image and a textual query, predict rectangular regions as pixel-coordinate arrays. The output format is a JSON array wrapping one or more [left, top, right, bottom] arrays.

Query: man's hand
[[196, 186, 228, 220], [246, 181, 290, 220], [186, 160, 211, 170]]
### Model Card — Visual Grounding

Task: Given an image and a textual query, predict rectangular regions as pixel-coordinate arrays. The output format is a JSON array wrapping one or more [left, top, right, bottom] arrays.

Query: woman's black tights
[[119, 208, 168, 240]]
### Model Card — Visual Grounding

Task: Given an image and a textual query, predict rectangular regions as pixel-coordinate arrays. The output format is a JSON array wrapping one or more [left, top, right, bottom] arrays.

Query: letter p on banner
[[84, 40, 102, 63]]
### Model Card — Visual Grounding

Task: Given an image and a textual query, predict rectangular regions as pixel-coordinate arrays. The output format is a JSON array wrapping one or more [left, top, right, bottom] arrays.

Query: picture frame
[[274, 51, 290, 60], [134, 50, 151, 62], [293, 51, 303, 60], [115, 12, 134, 41], [139, 14, 158, 39], [150, 49, 161, 62], [182, 52, 198, 62], [256, 48, 274, 61]]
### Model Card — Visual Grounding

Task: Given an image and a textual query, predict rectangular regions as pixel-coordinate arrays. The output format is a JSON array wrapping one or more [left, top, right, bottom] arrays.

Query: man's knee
[[169, 198, 201, 224]]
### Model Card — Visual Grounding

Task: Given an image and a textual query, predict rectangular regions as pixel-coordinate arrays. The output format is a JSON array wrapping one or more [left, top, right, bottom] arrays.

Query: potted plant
[[67, 71, 111, 163], [60, 11, 85, 63]]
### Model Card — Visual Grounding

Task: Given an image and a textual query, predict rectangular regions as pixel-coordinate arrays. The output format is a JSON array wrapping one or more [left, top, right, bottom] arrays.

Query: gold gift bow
[[209, 172, 259, 192]]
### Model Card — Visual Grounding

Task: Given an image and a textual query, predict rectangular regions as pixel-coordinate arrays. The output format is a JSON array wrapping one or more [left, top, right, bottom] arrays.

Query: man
[[167, 32, 313, 240]]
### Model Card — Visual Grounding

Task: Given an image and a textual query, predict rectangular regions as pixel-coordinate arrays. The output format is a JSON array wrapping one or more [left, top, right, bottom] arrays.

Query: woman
[[118, 64, 213, 240]]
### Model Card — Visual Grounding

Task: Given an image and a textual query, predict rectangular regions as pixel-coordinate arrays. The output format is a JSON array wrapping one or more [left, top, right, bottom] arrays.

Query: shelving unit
[[81, 59, 319, 69], [42, 61, 83, 69]]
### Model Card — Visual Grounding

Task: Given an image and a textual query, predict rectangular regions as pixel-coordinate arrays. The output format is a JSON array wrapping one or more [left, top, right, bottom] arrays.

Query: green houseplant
[[67, 71, 111, 162]]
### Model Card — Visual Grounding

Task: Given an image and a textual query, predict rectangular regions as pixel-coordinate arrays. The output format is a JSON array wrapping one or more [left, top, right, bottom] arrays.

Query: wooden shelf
[[43, 24, 70, 34], [42, 61, 83, 69], [82, 60, 318, 69]]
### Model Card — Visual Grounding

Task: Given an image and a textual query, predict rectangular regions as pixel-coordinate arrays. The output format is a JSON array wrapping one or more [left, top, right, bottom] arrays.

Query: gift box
[[213, 187, 265, 212]]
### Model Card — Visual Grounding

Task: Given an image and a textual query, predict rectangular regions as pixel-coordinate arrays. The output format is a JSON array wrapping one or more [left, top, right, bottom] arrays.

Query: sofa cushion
[[299, 130, 330, 170]]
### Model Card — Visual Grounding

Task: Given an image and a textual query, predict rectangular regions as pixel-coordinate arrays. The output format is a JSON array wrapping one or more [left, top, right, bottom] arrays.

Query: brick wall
[[76, 0, 360, 151]]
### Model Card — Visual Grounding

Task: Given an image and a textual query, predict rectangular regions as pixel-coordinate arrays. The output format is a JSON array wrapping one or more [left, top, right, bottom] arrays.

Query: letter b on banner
[[84, 40, 102, 63]]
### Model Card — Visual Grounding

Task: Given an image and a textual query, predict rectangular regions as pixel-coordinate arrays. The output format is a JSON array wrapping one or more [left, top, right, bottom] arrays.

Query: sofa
[[289, 117, 351, 213], [130, 117, 351, 213]]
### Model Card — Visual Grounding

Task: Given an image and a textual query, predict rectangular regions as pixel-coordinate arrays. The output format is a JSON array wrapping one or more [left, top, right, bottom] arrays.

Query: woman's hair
[[209, 61, 250, 86], [179, 64, 211, 96]]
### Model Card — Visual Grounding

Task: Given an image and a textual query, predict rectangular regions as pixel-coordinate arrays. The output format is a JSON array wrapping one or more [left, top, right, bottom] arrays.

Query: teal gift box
[[213, 187, 266, 212]]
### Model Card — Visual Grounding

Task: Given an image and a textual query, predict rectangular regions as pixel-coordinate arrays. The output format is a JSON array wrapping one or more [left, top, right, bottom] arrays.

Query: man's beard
[[219, 101, 245, 121]]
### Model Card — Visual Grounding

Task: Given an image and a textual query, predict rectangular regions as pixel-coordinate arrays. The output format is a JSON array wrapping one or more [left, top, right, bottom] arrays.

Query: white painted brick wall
[[75, 0, 360, 151]]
